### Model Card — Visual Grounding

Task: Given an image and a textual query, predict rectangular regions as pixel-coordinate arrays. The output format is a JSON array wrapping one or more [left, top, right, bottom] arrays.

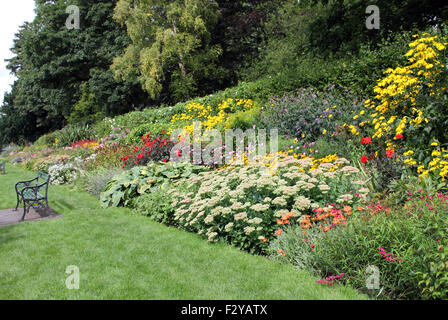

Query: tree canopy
[[112, 0, 225, 102], [1, 0, 148, 144]]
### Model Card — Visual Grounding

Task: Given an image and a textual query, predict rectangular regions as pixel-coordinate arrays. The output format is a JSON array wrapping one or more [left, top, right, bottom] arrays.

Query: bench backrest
[[36, 171, 50, 197], [37, 171, 50, 183]]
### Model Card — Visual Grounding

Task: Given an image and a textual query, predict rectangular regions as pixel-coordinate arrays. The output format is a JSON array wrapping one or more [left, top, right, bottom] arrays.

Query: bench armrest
[[20, 182, 48, 198], [15, 177, 39, 193]]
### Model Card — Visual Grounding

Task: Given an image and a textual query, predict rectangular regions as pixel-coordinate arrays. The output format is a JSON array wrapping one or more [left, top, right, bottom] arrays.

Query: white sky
[[0, 0, 36, 105]]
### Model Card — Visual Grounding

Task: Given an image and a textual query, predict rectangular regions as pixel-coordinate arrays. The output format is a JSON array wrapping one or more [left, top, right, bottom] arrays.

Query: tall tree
[[112, 0, 225, 102], [2, 0, 148, 144], [0, 84, 39, 147]]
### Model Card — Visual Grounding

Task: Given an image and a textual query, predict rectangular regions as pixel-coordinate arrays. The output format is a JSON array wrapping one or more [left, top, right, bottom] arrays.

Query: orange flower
[[262, 238, 268, 243], [283, 219, 290, 224], [301, 222, 311, 229], [275, 229, 283, 235], [281, 212, 294, 221], [282, 253, 287, 257], [357, 206, 364, 211], [276, 219, 283, 225], [343, 206, 352, 213], [277, 249, 283, 253]]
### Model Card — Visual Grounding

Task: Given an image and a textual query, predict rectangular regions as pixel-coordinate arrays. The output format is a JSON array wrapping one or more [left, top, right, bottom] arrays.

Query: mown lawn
[[0, 163, 366, 299]]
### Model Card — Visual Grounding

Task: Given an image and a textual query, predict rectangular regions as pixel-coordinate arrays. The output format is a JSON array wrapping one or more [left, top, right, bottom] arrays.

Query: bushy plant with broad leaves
[[100, 161, 208, 208]]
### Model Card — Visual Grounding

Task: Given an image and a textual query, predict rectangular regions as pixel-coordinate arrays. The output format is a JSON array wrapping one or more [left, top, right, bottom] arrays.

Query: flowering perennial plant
[[170, 154, 368, 253], [98, 126, 130, 149], [300, 204, 362, 232], [170, 98, 258, 137], [48, 161, 80, 185], [260, 86, 364, 141], [120, 132, 173, 168], [67, 139, 99, 150], [317, 273, 345, 286], [348, 33, 448, 181], [379, 247, 403, 262]]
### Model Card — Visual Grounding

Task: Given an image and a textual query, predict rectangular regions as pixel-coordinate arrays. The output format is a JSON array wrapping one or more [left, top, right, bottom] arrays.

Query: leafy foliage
[[112, 0, 226, 102], [1, 0, 148, 144], [100, 161, 207, 208], [270, 189, 448, 300], [260, 86, 365, 141]]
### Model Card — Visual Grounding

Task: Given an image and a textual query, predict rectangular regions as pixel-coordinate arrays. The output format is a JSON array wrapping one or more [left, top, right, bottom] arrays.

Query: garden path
[[0, 207, 61, 227]]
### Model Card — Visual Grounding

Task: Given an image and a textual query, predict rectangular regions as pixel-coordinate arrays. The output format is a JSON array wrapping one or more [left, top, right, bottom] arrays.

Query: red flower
[[361, 155, 368, 163], [395, 134, 404, 139], [386, 149, 394, 158], [361, 137, 372, 145]]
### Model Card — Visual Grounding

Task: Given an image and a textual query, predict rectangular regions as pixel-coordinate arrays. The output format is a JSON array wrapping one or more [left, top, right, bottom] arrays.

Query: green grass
[[0, 163, 366, 299]]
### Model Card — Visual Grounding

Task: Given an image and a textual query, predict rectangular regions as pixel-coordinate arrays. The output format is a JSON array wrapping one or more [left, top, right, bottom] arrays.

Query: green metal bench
[[14, 171, 51, 221], [0, 160, 5, 174]]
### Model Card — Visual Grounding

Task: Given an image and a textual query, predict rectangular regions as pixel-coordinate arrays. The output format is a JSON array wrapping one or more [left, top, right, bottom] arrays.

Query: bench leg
[[14, 193, 21, 211], [21, 202, 29, 222]]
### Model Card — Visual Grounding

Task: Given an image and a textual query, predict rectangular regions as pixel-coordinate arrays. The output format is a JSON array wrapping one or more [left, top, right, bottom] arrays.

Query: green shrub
[[84, 143, 132, 171], [100, 162, 208, 208], [34, 132, 58, 148], [133, 188, 178, 225], [53, 125, 95, 148], [417, 246, 448, 300], [244, 0, 419, 96], [260, 86, 364, 141], [127, 122, 172, 144], [268, 224, 323, 271], [333, 32, 412, 96], [223, 106, 261, 130]]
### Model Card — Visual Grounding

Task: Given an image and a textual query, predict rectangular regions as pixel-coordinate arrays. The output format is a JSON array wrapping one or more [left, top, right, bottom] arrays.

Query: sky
[[0, 0, 36, 105]]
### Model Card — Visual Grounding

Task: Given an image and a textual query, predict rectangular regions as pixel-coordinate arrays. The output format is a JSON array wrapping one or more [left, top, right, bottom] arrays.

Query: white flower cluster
[[169, 154, 368, 252], [48, 162, 80, 185]]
